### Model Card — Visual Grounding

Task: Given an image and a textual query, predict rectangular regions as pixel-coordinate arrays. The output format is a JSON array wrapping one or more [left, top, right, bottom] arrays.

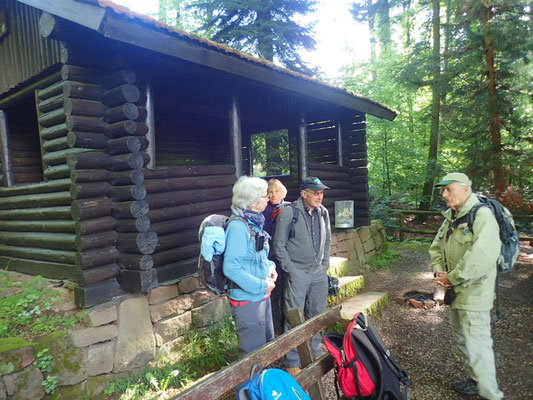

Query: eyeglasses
[[305, 190, 324, 197], [260, 194, 269, 199]]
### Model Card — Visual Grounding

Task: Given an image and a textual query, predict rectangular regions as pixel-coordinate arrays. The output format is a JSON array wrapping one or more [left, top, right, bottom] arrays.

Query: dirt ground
[[345, 242, 533, 400]]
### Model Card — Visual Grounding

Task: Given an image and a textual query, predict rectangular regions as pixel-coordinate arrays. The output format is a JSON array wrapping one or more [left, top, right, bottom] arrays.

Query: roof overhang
[[18, 0, 397, 120]]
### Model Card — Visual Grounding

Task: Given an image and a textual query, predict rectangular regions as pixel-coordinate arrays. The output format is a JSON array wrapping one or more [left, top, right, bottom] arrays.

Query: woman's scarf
[[231, 206, 265, 229]]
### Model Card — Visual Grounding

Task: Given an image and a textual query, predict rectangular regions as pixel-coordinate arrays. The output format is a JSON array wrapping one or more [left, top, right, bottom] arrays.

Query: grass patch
[[369, 249, 401, 270], [104, 317, 239, 399], [0, 271, 78, 340], [389, 239, 431, 253]]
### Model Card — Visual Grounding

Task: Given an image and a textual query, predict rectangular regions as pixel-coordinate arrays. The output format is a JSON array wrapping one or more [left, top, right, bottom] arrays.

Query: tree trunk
[[419, 0, 441, 211], [483, 2, 505, 195]]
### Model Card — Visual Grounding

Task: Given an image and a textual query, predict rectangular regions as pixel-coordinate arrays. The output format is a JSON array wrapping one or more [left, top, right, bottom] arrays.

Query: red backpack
[[324, 313, 410, 399]]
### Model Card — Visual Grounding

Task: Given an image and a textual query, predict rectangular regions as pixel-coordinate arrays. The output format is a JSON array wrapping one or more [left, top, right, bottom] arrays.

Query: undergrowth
[[369, 248, 401, 269], [0, 272, 78, 340], [104, 317, 239, 399]]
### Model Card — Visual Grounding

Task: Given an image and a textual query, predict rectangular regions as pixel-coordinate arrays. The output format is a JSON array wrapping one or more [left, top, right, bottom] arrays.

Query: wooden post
[[336, 120, 344, 167], [298, 110, 308, 181], [229, 93, 243, 177], [398, 212, 405, 241], [0, 110, 14, 186], [145, 81, 156, 170], [286, 308, 325, 400]]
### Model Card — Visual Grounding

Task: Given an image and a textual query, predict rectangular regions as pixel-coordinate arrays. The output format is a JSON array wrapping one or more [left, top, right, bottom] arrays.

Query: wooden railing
[[393, 209, 533, 242]]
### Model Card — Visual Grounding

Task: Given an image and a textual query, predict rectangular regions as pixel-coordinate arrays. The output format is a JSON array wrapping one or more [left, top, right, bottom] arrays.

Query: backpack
[[324, 312, 410, 400], [467, 196, 520, 273], [197, 214, 254, 295], [236, 364, 311, 400]]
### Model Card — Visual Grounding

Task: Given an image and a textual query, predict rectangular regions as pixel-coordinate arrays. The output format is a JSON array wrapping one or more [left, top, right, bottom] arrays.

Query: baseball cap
[[434, 172, 472, 187], [300, 176, 330, 191]]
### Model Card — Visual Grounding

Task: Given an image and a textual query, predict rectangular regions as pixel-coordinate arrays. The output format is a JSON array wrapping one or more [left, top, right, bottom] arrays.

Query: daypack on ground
[[197, 214, 254, 295], [236, 364, 310, 400], [324, 312, 410, 400], [467, 195, 520, 273]]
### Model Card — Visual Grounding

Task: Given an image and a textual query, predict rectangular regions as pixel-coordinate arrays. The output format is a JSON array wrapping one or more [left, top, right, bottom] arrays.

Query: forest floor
[[328, 240, 533, 400]]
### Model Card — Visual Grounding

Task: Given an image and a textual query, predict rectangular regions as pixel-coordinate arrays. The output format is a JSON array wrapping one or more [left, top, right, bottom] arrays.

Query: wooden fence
[[394, 209, 533, 242]]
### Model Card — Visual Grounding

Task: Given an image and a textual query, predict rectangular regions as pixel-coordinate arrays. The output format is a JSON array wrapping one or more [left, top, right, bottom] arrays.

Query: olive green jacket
[[429, 194, 501, 311]]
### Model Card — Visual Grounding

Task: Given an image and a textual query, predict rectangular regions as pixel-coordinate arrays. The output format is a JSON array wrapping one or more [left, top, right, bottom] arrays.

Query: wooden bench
[[172, 305, 343, 400]]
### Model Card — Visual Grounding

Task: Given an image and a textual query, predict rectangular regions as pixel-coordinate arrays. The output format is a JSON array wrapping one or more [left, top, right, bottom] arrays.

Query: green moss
[[52, 346, 83, 376], [0, 337, 34, 352], [48, 381, 87, 399], [327, 276, 365, 307], [34, 330, 69, 355]]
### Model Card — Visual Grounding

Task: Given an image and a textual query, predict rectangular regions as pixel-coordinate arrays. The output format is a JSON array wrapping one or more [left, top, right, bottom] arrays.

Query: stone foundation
[[329, 220, 387, 275], [0, 221, 386, 399]]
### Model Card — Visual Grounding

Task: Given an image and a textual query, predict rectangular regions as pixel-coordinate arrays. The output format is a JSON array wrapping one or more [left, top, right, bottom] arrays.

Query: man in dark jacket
[[431, 172, 503, 400], [273, 176, 331, 375]]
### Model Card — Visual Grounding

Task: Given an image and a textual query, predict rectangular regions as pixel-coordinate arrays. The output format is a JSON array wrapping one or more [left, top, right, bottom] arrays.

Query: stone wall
[[0, 221, 385, 399], [329, 220, 386, 275]]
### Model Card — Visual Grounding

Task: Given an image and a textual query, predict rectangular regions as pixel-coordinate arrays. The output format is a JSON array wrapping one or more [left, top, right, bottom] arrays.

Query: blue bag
[[236, 364, 310, 400]]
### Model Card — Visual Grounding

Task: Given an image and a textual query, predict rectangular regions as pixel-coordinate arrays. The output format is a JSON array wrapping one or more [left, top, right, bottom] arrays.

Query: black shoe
[[452, 379, 478, 396]]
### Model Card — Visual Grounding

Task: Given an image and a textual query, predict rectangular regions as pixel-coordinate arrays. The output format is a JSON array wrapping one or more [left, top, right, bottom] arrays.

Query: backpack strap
[[227, 215, 255, 242], [289, 203, 299, 239], [466, 203, 488, 233]]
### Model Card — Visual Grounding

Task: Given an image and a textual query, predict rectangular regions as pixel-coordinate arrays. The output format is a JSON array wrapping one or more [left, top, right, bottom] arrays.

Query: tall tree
[[188, 0, 317, 75], [419, 0, 441, 210]]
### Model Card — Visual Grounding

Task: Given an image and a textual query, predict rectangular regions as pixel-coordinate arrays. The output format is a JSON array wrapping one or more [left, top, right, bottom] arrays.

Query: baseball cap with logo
[[434, 172, 472, 187], [300, 176, 330, 191]]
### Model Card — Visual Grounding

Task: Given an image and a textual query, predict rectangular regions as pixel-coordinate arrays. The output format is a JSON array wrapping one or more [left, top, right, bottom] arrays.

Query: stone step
[[339, 291, 389, 321], [327, 275, 365, 307], [328, 256, 350, 276]]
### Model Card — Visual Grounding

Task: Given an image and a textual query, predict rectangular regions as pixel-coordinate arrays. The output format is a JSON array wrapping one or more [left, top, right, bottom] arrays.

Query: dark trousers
[[230, 297, 274, 357], [270, 266, 286, 335]]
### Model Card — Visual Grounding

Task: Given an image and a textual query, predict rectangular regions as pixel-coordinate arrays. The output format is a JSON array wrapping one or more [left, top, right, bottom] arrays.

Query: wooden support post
[[145, 81, 156, 170], [229, 93, 243, 177], [298, 110, 308, 181], [0, 110, 14, 186], [286, 308, 326, 400], [398, 212, 405, 241], [336, 120, 344, 167]]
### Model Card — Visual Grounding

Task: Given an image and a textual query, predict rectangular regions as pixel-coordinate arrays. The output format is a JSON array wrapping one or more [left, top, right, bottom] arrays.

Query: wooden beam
[[229, 93, 242, 177], [298, 110, 308, 181], [336, 120, 343, 167], [0, 111, 14, 186], [145, 81, 156, 170]]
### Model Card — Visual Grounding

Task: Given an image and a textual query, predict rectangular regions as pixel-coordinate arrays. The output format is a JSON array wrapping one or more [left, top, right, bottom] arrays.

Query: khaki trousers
[[450, 309, 503, 400]]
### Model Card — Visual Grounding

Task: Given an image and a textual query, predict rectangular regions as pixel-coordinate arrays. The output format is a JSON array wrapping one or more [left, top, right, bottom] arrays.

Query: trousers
[[450, 309, 504, 400], [283, 267, 328, 367]]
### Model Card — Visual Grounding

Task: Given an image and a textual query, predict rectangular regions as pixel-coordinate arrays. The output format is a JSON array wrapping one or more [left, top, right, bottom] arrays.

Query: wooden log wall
[[3, 96, 45, 184], [142, 164, 235, 283], [59, 59, 156, 304], [342, 114, 370, 226]]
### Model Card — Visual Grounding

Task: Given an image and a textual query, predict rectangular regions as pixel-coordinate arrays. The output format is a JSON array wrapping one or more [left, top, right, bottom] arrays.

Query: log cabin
[[0, 0, 396, 308]]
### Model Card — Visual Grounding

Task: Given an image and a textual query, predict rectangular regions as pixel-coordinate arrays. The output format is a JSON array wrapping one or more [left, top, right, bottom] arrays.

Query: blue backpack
[[236, 365, 310, 400]]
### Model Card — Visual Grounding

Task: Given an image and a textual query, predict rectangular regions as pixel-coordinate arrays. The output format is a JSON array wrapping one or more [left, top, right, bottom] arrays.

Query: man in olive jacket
[[430, 172, 503, 400], [273, 177, 331, 374]]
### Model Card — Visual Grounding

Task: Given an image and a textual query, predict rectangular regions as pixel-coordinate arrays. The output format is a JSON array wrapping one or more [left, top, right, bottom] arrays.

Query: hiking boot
[[452, 378, 478, 396], [285, 367, 301, 377]]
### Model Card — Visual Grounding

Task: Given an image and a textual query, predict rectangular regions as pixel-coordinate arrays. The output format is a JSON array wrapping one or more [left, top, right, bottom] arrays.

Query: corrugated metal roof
[[77, 0, 396, 117]]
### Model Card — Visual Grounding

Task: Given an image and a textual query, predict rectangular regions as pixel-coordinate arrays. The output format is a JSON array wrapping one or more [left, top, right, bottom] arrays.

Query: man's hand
[[265, 278, 275, 294], [269, 264, 278, 282], [434, 271, 452, 287]]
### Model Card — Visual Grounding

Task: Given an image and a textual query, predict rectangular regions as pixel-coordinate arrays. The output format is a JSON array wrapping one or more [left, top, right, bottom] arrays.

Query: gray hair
[[457, 182, 472, 195], [232, 176, 268, 210]]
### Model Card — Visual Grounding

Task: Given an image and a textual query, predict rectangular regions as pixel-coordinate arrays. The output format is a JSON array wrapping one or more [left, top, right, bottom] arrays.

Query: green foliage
[[186, 0, 317, 74], [369, 192, 402, 236], [369, 249, 401, 270], [251, 129, 290, 177], [104, 317, 238, 399], [36, 348, 53, 373], [42, 375, 58, 394], [0, 272, 79, 340]]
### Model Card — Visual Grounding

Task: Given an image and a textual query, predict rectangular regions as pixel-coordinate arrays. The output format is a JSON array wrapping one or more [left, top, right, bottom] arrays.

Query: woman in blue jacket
[[224, 176, 277, 356]]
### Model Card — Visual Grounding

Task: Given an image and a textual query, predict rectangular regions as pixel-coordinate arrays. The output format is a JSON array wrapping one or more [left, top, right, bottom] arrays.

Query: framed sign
[[335, 200, 354, 228]]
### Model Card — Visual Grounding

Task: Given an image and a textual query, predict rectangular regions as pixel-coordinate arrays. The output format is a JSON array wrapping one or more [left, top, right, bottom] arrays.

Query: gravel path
[[320, 243, 533, 400]]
